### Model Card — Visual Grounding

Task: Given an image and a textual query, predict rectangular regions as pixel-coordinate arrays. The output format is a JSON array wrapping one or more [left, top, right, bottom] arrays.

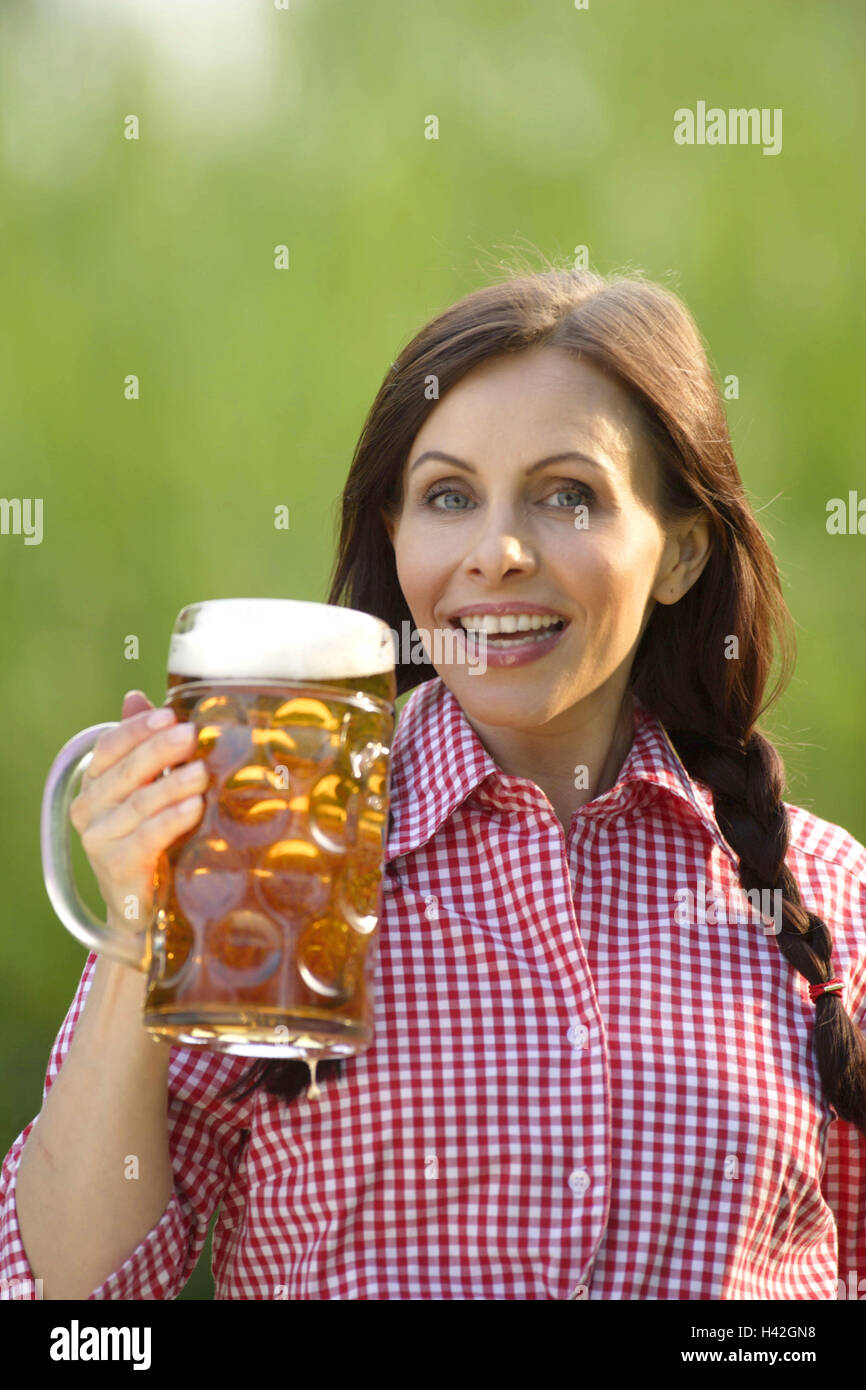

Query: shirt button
[[568, 1168, 591, 1195], [567, 1023, 589, 1049]]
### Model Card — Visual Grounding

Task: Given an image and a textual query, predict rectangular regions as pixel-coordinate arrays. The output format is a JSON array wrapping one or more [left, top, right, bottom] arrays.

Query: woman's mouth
[[445, 615, 570, 668], [448, 614, 567, 643]]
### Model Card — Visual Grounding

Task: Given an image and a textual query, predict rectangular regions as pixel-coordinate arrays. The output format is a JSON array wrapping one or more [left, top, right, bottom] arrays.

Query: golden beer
[[41, 599, 396, 1062]]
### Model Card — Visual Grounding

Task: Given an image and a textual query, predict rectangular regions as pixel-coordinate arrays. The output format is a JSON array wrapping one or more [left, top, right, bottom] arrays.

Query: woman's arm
[[1, 949, 255, 1301], [13, 951, 174, 1300]]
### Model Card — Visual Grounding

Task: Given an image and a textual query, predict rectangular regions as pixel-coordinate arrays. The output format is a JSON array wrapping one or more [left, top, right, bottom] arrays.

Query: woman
[[3, 263, 865, 1300]]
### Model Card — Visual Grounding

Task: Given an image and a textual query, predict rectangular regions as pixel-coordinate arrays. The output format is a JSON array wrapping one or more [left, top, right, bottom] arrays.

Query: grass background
[[1, 0, 863, 1299]]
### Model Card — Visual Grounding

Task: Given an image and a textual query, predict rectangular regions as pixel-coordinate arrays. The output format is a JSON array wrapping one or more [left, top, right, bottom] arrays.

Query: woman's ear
[[652, 510, 712, 605]]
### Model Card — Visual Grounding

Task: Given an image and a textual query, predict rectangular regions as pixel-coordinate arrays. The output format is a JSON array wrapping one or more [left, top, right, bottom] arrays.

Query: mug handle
[[40, 722, 149, 972]]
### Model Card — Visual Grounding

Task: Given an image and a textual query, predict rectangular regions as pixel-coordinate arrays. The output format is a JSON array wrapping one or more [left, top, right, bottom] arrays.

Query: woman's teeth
[[455, 614, 566, 643]]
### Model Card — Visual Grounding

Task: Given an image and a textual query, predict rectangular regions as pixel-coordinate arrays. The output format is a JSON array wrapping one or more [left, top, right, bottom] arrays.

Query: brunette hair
[[219, 253, 866, 1133]]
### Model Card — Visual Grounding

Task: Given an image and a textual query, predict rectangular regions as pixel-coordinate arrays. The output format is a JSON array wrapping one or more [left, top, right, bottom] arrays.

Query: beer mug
[[41, 599, 396, 1060]]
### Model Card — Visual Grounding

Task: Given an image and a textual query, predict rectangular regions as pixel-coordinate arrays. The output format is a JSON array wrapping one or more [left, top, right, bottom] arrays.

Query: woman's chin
[[440, 676, 559, 729]]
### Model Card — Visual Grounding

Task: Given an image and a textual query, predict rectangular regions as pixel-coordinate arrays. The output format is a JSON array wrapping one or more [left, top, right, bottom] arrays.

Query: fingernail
[[166, 721, 195, 741], [147, 708, 175, 729], [177, 759, 205, 781]]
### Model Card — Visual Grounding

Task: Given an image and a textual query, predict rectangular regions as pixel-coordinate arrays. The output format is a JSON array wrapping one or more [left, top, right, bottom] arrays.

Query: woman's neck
[[463, 685, 636, 831]]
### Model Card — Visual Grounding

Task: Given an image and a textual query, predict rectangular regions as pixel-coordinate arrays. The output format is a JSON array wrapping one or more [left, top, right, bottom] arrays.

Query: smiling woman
[[5, 257, 866, 1301], [211, 258, 866, 1126], [201, 257, 866, 1301], [297, 257, 866, 1129]]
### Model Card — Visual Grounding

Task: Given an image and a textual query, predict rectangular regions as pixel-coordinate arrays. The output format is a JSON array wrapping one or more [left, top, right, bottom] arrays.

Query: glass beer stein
[[41, 598, 396, 1063]]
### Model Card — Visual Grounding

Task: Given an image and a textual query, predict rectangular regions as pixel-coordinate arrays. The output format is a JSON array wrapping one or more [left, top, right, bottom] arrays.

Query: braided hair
[[667, 729, 866, 1128]]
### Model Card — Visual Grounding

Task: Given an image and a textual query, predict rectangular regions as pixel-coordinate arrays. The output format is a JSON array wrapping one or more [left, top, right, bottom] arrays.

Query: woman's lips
[[446, 619, 570, 669]]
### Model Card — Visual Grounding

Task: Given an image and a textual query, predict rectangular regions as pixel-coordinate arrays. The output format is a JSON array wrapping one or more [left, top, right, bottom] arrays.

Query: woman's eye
[[420, 485, 470, 509], [420, 481, 595, 510], [547, 483, 595, 508]]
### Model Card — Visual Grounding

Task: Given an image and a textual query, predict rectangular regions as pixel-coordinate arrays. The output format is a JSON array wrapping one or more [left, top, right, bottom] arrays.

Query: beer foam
[[168, 599, 395, 679]]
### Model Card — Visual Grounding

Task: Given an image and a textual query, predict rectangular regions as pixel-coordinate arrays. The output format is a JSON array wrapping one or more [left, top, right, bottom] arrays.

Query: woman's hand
[[68, 689, 207, 933]]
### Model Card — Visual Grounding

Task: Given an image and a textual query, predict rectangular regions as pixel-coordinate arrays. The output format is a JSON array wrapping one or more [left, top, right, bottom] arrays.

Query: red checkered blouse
[[2, 679, 866, 1299]]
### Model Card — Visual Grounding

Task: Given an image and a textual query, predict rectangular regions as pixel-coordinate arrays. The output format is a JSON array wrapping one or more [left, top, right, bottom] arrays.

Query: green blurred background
[[1, 0, 863, 1299]]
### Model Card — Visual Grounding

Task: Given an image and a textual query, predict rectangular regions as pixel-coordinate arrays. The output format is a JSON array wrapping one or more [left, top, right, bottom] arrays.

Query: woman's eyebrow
[[408, 449, 614, 477]]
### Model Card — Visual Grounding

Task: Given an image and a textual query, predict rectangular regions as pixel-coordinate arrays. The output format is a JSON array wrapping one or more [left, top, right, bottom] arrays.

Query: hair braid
[[669, 726, 866, 1133]]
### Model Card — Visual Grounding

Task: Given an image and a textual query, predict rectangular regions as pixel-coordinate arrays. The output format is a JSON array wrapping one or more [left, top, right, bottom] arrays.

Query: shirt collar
[[385, 677, 740, 872]]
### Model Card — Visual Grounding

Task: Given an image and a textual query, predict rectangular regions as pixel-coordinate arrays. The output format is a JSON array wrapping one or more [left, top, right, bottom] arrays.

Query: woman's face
[[382, 346, 710, 734]]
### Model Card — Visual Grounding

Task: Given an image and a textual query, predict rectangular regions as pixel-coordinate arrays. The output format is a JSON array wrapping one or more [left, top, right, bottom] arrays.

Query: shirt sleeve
[[820, 977, 866, 1296], [0, 951, 258, 1300], [821, 1116, 866, 1296], [820, 857, 866, 1295]]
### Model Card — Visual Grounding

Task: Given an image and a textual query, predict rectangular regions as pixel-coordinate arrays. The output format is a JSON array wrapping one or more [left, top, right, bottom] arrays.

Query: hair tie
[[808, 977, 845, 1002]]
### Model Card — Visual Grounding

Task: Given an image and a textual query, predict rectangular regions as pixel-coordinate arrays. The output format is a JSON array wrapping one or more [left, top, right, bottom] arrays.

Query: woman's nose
[[461, 527, 538, 579]]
